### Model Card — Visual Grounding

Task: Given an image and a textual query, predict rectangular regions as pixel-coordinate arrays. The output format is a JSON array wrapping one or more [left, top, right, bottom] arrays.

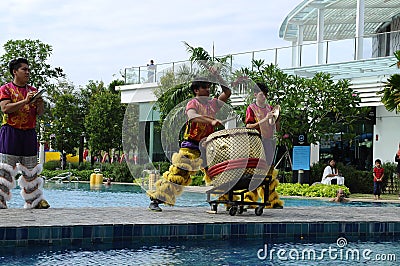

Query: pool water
[[0, 238, 398, 265], [6, 182, 400, 208]]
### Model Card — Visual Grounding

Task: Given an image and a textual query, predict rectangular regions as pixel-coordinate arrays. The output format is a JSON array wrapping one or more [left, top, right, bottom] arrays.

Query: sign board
[[292, 146, 310, 170]]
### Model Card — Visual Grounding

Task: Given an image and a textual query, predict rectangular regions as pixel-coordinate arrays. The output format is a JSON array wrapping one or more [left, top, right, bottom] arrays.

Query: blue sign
[[292, 146, 310, 170]]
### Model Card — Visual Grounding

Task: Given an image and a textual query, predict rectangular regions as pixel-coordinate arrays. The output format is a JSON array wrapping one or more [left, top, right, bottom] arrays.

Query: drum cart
[[206, 174, 271, 216]]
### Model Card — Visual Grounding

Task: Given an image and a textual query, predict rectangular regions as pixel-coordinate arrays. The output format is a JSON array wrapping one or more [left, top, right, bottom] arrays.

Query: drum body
[[204, 128, 268, 189]]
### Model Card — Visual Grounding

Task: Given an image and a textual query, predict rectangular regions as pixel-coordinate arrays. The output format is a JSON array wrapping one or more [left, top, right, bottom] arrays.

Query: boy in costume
[[0, 58, 49, 209], [148, 77, 231, 211]]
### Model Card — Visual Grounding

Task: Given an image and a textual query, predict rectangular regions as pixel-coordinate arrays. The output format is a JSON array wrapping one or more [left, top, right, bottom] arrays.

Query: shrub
[[276, 183, 350, 198], [43, 160, 61, 170]]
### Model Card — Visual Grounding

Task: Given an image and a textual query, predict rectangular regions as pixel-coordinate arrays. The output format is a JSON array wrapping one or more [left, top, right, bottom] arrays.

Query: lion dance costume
[[0, 82, 49, 209], [148, 96, 218, 209]]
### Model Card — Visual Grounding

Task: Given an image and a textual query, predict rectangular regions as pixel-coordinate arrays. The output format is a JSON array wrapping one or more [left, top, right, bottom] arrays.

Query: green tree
[[85, 85, 126, 156], [0, 39, 67, 142], [377, 51, 400, 113], [236, 60, 370, 147], [0, 39, 65, 88], [51, 93, 85, 154]]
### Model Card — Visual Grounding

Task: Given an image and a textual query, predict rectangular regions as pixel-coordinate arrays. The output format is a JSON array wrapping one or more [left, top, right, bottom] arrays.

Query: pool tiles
[[0, 222, 400, 247]]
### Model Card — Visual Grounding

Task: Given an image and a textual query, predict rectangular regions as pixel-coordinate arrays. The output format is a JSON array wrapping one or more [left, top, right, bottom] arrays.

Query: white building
[[118, 0, 400, 168]]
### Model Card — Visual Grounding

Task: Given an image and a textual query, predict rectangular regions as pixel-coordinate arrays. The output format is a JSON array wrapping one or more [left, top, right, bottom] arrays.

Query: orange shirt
[[0, 82, 38, 130], [184, 98, 221, 143], [245, 102, 274, 139]]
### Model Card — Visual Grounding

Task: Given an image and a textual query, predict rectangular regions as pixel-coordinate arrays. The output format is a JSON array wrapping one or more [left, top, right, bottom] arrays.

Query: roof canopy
[[279, 0, 400, 42]]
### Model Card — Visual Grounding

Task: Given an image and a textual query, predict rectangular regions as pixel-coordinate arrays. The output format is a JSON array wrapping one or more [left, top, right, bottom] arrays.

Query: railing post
[[325, 41, 329, 64], [275, 48, 278, 65], [251, 51, 254, 71], [138, 67, 141, 84]]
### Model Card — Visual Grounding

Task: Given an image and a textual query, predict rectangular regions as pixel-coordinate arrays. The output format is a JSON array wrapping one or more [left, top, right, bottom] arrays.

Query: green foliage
[[0, 39, 65, 87], [51, 93, 85, 154], [106, 162, 133, 182], [152, 161, 171, 175], [276, 183, 350, 198], [129, 164, 144, 179], [43, 160, 61, 170], [308, 161, 399, 194], [191, 173, 206, 186], [42, 162, 134, 183], [85, 87, 126, 155], [378, 73, 400, 112]]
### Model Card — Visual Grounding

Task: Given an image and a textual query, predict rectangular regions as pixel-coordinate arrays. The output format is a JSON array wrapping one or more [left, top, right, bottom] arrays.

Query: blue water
[[6, 182, 400, 208], [0, 238, 398, 265]]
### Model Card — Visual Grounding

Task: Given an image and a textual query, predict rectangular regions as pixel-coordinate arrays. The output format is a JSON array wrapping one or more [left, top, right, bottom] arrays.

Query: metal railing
[[124, 29, 400, 85]]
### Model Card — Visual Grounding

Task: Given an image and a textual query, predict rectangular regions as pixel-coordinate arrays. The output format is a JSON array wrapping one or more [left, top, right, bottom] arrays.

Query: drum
[[203, 128, 268, 189]]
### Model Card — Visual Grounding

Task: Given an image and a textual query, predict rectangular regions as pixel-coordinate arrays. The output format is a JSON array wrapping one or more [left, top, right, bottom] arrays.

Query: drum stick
[[220, 117, 236, 124]]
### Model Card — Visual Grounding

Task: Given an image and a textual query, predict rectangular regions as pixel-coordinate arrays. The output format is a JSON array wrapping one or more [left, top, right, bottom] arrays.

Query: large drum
[[203, 128, 269, 190]]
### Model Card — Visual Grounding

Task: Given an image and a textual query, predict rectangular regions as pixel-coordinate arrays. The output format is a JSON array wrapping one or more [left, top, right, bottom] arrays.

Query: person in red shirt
[[0, 58, 49, 209], [373, 159, 384, 200]]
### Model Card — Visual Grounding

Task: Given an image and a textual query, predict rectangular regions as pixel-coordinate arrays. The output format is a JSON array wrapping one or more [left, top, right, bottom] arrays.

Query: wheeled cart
[[206, 174, 271, 216]]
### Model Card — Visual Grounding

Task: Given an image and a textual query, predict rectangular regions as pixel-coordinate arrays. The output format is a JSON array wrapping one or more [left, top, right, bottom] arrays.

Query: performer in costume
[[0, 58, 49, 209], [148, 78, 231, 211], [243, 83, 283, 208]]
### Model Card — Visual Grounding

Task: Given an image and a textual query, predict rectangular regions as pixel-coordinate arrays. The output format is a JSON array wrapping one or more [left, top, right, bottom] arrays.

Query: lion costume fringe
[[147, 147, 283, 209]]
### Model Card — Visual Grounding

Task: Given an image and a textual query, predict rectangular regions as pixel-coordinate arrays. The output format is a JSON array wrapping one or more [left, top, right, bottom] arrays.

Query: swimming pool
[[6, 182, 400, 208], [0, 238, 398, 265]]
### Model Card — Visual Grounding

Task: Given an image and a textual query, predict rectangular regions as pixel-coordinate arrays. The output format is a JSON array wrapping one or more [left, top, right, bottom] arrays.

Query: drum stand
[[206, 174, 271, 216]]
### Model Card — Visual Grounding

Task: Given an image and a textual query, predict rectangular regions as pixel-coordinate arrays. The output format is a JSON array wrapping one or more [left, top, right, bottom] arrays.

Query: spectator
[[373, 159, 384, 200], [321, 159, 345, 185], [147, 60, 156, 82], [329, 188, 349, 203], [395, 143, 400, 199]]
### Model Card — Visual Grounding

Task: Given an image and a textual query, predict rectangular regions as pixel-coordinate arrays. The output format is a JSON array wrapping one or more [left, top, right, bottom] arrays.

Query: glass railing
[[124, 29, 400, 85]]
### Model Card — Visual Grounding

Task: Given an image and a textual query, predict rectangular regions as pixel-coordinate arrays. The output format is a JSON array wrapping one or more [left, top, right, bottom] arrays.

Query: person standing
[[147, 60, 156, 83], [395, 143, 400, 199], [245, 83, 279, 165], [147, 78, 231, 211], [0, 58, 50, 209], [373, 159, 384, 200], [243, 82, 283, 209]]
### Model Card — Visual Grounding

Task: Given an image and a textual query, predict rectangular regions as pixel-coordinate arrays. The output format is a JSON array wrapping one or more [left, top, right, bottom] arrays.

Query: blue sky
[[0, 0, 303, 87]]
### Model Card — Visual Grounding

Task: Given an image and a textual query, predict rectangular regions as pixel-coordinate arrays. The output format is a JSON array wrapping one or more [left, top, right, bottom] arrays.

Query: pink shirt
[[245, 102, 274, 139], [0, 82, 38, 130], [184, 98, 221, 143]]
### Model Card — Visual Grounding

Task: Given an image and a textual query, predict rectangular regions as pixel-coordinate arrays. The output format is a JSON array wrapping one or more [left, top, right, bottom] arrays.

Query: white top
[[322, 166, 337, 181]]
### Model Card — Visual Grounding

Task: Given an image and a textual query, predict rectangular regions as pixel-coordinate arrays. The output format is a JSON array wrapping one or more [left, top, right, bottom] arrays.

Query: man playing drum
[[148, 77, 231, 211]]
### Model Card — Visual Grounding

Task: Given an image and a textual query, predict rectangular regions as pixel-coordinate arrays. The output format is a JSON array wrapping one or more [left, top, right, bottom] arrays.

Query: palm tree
[[378, 50, 400, 112]]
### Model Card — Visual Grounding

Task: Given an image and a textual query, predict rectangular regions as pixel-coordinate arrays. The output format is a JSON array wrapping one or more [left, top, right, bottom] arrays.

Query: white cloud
[[0, 0, 303, 86]]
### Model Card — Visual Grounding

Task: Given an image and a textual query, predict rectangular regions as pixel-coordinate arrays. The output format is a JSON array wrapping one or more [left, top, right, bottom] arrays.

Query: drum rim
[[203, 128, 261, 146]]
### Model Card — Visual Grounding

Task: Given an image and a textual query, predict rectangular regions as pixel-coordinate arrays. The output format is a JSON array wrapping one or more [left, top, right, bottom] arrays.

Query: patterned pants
[[0, 153, 46, 209]]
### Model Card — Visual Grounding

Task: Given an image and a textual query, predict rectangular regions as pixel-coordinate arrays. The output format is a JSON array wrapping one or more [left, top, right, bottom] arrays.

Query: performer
[[244, 82, 283, 208], [148, 77, 231, 211], [0, 58, 50, 209]]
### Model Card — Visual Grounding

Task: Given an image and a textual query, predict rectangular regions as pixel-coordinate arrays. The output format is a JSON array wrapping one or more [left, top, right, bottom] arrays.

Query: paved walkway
[[1, 205, 399, 227]]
